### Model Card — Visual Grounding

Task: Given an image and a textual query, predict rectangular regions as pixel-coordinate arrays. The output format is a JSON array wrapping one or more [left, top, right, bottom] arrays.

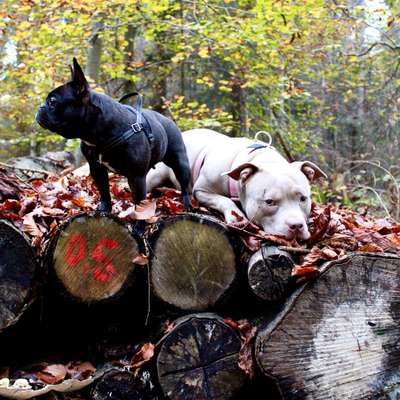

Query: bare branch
[[345, 42, 400, 57]]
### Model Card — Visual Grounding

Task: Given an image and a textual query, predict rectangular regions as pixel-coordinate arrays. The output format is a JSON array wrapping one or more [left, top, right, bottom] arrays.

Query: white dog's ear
[[222, 163, 258, 183], [292, 161, 327, 182]]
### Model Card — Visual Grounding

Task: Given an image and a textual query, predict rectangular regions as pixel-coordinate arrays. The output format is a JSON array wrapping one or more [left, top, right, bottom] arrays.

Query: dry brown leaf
[[307, 204, 331, 245], [22, 212, 42, 239], [132, 254, 149, 266], [292, 265, 320, 279], [358, 243, 384, 253], [130, 343, 155, 375], [37, 364, 67, 385], [133, 199, 157, 220], [224, 319, 256, 378], [321, 247, 338, 260]]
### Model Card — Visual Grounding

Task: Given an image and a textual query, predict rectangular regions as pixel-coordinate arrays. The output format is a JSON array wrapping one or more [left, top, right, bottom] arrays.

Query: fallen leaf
[[307, 204, 331, 245], [133, 199, 157, 220], [132, 254, 149, 266], [359, 243, 384, 253], [22, 212, 42, 239], [292, 265, 320, 279], [37, 364, 67, 385], [224, 319, 256, 378], [130, 343, 155, 375]]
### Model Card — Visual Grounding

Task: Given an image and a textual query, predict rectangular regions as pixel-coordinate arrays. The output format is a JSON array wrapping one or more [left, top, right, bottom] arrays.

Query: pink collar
[[192, 148, 239, 201]]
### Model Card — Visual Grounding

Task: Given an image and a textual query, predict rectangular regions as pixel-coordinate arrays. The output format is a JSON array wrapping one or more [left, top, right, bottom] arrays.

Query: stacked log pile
[[0, 166, 400, 399]]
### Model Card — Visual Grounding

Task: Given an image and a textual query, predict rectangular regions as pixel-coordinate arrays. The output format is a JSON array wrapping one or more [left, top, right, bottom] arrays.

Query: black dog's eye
[[48, 97, 57, 108], [300, 195, 307, 202], [265, 199, 275, 206]]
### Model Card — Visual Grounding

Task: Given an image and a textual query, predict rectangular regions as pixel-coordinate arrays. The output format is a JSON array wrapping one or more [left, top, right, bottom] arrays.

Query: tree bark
[[255, 253, 400, 400], [123, 24, 137, 95], [48, 213, 139, 304], [231, 80, 248, 136], [150, 214, 240, 311], [157, 313, 247, 400], [85, 16, 104, 83], [248, 245, 294, 302], [0, 219, 39, 332]]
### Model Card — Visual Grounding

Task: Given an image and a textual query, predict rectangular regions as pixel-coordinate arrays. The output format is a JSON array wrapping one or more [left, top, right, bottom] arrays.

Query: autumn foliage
[[2, 166, 400, 281]]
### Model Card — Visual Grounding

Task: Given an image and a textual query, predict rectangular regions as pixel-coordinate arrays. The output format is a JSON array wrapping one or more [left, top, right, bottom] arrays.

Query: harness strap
[[95, 93, 153, 154], [118, 91, 140, 104], [192, 141, 271, 202], [191, 147, 240, 202], [192, 147, 208, 185]]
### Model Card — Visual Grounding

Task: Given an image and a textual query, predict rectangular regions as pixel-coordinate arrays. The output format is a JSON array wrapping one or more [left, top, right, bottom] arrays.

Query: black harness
[[83, 92, 155, 171], [85, 92, 154, 153], [105, 92, 154, 150]]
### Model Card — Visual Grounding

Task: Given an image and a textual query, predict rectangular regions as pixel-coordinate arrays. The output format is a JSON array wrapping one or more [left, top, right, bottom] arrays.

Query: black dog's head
[[36, 58, 94, 138]]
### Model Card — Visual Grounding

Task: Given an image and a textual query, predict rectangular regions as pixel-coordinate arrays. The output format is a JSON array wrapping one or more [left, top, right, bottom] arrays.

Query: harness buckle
[[131, 122, 142, 133]]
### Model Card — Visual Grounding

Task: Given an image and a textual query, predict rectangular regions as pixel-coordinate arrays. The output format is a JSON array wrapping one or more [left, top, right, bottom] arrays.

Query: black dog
[[36, 58, 191, 215]]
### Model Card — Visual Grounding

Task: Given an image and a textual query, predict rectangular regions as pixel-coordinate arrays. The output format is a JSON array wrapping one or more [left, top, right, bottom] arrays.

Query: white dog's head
[[226, 161, 326, 241]]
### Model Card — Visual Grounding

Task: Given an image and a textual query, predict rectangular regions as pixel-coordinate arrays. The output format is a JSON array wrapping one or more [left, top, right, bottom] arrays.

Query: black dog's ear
[[69, 64, 74, 81], [71, 58, 89, 101]]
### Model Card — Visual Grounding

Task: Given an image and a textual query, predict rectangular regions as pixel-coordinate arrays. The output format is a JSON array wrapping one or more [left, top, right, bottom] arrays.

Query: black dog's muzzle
[[36, 105, 68, 133], [35, 105, 50, 129]]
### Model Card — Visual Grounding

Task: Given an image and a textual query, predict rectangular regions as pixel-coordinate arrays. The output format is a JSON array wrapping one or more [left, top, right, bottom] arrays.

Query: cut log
[[150, 214, 240, 311], [48, 213, 139, 303], [248, 245, 294, 302], [255, 253, 400, 400], [91, 369, 159, 400], [157, 313, 247, 400], [0, 219, 39, 332]]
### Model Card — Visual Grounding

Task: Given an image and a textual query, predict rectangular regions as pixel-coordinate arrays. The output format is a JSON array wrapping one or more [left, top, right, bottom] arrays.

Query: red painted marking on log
[[65, 233, 86, 267], [91, 238, 119, 284]]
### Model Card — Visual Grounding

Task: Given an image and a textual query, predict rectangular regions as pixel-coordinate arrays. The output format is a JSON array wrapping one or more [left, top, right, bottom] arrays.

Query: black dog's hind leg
[[81, 144, 111, 212], [164, 153, 191, 209], [159, 119, 192, 209]]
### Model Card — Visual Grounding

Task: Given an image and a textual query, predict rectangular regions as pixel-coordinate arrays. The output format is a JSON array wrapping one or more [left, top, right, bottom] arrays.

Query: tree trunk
[[47, 213, 139, 304], [157, 313, 247, 400], [0, 219, 39, 332], [150, 214, 240, 311], [255, 253, 400, 400], [86, 17, 104, 83], [123, 24, 137, 95], [231, 80, 248, 136], [248, 245, 294, 302]]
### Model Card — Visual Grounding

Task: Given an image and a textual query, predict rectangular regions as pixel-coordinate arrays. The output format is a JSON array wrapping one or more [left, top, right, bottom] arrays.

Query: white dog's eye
[[300, 195, 307, 202], [265, 199, 275, 206]]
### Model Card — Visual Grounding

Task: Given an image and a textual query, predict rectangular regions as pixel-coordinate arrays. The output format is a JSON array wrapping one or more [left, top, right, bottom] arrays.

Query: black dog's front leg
[[81, 144, 111, 212], [128, 175, 147, 237], [90, 161, 112, 212]]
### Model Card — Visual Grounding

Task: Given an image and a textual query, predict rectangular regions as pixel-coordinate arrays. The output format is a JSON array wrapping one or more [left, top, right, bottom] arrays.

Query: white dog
[[147, 129, 326, 240]]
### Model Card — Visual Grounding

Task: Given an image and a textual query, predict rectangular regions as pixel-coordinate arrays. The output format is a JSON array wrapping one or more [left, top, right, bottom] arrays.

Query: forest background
[[1, 0, 400, 217]]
